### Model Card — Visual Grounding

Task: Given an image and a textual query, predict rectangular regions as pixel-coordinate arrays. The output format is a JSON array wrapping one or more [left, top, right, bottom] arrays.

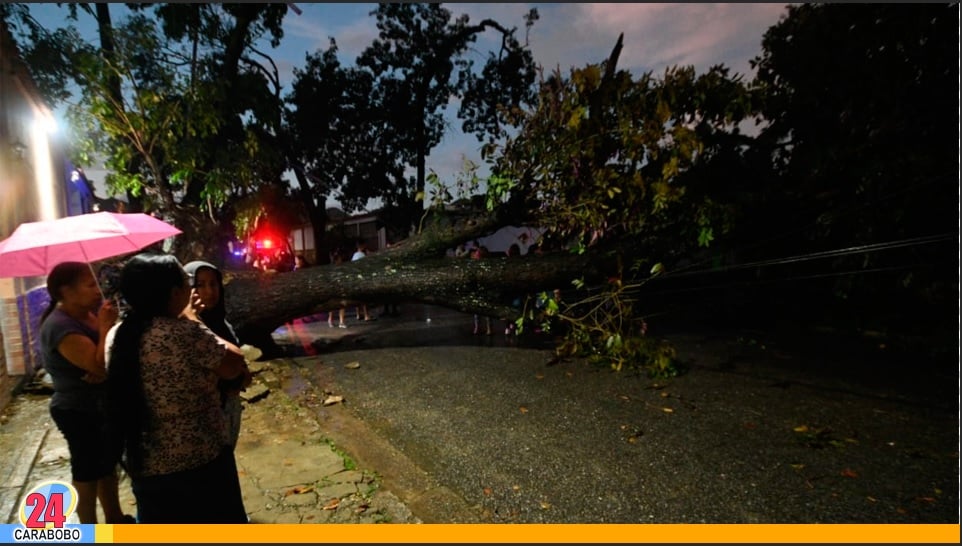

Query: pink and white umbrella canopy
[[0, 212, 182, 277]]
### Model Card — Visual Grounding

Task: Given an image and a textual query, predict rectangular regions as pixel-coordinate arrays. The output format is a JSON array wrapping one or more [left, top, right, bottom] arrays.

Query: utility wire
[[666, 173, 956, 278], [655, 232, 956, 281], [635, 263, 938, 299]]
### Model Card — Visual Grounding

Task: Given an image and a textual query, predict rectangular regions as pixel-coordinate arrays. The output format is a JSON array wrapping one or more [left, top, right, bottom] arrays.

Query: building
[[282, 207, 388, 266], [0, 19, 73, 408]]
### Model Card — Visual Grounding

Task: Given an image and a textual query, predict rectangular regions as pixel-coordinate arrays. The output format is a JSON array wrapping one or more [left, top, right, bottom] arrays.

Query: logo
[[0, 480, 91, 543], [19, 480, 77, 529]]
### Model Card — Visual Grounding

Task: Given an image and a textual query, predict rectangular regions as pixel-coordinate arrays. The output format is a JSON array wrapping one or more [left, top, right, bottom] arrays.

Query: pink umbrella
[[0, 212, 182, 277]]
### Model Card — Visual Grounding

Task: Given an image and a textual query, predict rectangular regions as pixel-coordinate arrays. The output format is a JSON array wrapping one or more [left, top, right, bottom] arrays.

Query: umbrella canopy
[[0, 212, 182, 277]]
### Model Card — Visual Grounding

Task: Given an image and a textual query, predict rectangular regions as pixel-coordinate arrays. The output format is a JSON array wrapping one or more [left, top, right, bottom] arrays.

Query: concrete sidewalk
[[0, 356, 419, 525], [1, 303, 532, 525]]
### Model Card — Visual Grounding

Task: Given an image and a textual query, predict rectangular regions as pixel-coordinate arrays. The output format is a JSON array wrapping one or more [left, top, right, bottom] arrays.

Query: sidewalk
[[0, 356, 419, 525], [1, 304, 537, 526]]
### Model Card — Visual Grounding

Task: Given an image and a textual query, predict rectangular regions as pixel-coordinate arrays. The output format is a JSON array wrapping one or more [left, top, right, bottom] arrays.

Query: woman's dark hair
[[106, 253, 187, 474], [40, 262, 91, 325]]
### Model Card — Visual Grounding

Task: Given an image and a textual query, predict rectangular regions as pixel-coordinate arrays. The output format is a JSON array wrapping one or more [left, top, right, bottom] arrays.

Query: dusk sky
[[27, 3, 792, 209]]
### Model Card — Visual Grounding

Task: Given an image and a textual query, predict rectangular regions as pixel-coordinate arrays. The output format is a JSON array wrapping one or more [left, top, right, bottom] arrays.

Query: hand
[[181, 289, 204, 321], [190, 288, 208, 314], [97, 299, 120, 331]]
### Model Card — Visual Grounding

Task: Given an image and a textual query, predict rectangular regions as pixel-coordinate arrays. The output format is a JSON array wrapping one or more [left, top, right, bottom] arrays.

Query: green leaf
[[697, 227, 714, 247]]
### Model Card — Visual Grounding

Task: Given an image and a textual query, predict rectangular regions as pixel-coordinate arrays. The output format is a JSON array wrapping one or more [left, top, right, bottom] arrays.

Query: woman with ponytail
[[105, 253, 249, 523], [38, 261, 132, 524]]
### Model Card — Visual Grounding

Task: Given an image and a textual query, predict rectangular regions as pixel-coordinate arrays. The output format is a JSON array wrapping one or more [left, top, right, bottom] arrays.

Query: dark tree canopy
[[739, 3, 958, 333], [4, 3, 955, 371]]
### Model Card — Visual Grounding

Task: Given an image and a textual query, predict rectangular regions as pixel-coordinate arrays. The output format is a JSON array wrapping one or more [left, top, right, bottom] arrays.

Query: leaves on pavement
[[284, 485, 314, 496]]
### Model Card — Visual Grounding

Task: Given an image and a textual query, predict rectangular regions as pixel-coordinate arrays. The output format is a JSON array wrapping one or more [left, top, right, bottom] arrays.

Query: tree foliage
[[350, 3, 540, 231], [4, 3, 293, 262], [476, 35, 757, 375], [746, 3, 958, 323], [4, 3, 953, 369], [491, 38, 753, 262]]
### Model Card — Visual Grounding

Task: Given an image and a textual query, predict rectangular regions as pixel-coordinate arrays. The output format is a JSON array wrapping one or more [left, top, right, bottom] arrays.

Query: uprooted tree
[[15, 3, 952, 373], [226, 35, 758, 376], [227, 4, 959, 371]]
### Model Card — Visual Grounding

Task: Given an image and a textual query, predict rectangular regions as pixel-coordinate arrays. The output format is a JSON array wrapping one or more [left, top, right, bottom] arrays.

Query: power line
[[637, 263, 939, 299], [667, 173, 956, 278], [655, 232, 956, 281]]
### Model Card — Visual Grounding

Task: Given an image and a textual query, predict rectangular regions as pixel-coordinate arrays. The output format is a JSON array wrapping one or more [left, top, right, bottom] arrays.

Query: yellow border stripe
[[94, 524, 113, 543], [105, 524, 960, 543]]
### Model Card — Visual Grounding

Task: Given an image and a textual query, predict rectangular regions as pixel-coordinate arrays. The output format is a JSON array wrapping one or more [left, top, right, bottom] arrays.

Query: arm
[[213, 339, 249, 382], [181, 296, 250, 383], [57, 301, 119, 381]]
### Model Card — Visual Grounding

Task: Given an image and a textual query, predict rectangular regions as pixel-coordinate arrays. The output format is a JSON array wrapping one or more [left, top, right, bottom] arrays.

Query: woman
[[106, 253, 249, 523], [183, 260, 250, 449], [38, 262, 132, 524]]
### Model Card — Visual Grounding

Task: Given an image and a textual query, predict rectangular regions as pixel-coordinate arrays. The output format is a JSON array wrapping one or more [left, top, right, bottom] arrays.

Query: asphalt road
[[271, 305, 959, 524]]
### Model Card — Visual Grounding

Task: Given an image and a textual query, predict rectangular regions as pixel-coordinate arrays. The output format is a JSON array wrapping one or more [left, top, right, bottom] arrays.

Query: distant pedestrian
[[328, 249, 348, 328], [504, 244, 522, 335], [351, 241, 373, 322], [471, 246, 493, 335]]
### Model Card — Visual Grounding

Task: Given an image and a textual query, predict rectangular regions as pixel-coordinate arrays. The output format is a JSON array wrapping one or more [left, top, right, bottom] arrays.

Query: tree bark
[[224, 241, 610, 351], [93, 2, 143, 212]]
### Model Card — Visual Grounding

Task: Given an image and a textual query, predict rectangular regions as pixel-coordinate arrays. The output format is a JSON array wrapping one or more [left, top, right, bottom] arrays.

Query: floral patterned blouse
[[137, 316, 229, 477]]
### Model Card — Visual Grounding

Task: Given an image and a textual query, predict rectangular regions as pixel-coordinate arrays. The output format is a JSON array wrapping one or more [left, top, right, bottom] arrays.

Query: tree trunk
[[290, 166, 328, 264], [168, 206, 224, 265], [224, 243, 609, 351], [93, 2, 143, 212]]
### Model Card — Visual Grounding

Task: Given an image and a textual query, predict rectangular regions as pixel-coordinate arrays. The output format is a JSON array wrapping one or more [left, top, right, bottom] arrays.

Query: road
[[269, 304, 959, 524]]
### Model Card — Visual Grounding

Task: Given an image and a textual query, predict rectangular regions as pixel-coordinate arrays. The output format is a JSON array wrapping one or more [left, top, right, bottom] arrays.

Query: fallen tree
[[223, 209, 611, 354], [218, 35, 747, 376]]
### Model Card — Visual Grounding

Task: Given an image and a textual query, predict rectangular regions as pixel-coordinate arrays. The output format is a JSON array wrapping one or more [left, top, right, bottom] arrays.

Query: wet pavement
[[274, 306, 959, 524], [1, 303, 958, 527], [0, 304, 529, 526], [0, 338, 420, 525]]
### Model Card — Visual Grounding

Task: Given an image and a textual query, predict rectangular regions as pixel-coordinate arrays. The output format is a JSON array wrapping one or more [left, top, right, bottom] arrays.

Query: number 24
[[25, 492, 66, 528]]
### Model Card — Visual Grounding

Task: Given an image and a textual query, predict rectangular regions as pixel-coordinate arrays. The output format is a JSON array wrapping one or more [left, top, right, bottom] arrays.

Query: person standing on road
[[106, 253, 250, 523], [39, 261, 133, 524], [470, 246, 493, 335], [183, 260, 253, 450], [351, 240, 373, 322], [328, 248, 348, 328]]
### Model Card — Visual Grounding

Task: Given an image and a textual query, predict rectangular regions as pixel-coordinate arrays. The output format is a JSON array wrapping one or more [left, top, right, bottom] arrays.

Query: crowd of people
[[36, 237, 562, 523], [40, 255, 252, 524]]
